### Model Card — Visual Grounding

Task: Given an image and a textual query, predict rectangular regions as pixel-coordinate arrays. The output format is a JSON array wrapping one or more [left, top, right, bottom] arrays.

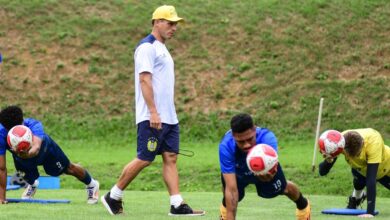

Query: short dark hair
[[0, 105, 24, 130], [230, 113, 254, 133], [344, 131, 363, 156]]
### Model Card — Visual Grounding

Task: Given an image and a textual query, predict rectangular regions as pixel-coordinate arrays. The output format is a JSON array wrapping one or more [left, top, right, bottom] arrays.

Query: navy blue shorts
[[137, 121, 179, 162], [221, 163, 287, 202], [352, 168, 390, 190], [13, 136, 70, 185]]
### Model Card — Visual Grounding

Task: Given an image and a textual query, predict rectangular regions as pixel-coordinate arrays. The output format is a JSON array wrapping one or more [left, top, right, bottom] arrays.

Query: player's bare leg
[[117, 158, 151, 189], [65, 163, 99, 204], [162, 152, 205, 216], [162, 152, 180, 195], [101, 158, 150, 215], [284, 181, 311, 220]]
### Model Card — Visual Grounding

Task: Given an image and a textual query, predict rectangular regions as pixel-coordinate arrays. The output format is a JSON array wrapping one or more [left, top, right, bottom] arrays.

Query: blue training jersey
[[219, 127, 278, 178], [0, 118, 47, 156]]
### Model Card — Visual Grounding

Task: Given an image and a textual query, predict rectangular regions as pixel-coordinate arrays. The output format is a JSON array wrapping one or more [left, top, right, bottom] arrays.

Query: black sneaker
[[169, 203, 206, 216], [346, 192, 366, 209], [101, 192, 123, 215]]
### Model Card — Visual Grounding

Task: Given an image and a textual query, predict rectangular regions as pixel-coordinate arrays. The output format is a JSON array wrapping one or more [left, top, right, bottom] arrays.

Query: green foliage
[[1, 0, 386, 139]]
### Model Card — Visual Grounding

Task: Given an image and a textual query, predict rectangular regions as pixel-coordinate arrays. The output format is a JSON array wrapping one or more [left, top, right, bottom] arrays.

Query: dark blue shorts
[[221, 163, 287, 201], [12, 136, 70, 185], [137, 121, 179, 162], [352, 168, 390, 190]]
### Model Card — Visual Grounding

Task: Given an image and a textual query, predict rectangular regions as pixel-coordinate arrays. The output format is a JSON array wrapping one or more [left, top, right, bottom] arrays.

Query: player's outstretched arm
[[363, 163, 379, 217], [27, 135, 42, 158], [223, 173, 238, 220], [318, 156, 338, 176], [0, 155, 7, 204]]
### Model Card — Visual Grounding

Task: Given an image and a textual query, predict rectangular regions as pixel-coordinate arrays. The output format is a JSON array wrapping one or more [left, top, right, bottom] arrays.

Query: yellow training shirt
[[342, 128, 390, 179]]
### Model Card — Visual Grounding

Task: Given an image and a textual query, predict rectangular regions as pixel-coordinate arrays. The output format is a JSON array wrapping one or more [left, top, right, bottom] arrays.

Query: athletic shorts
[[137, 120, 179, 162], [13, 136, 70, 185], [352, 168, 390, 190], [221, 163, 287, 201]]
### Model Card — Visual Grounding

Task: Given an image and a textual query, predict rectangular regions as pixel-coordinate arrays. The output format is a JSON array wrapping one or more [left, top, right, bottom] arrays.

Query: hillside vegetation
[[0, 0, 389, 140]]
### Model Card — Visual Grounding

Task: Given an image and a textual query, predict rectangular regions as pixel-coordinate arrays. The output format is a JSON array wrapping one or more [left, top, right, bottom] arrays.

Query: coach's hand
[[150, 112, 162, 130]]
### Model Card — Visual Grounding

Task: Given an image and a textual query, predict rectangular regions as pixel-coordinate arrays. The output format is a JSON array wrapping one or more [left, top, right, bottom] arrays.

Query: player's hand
[[358, 214, 374, 218], [255, 172, 274, 182], [16, 150, 29, 159], [0, 200, 8, 204], [322, 154, 334, 163], [27, 145, 40, 158], [254, 163, 278, 182]]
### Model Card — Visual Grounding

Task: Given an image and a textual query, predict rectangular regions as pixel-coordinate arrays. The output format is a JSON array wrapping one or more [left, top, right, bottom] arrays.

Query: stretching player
[[0, 106, 99, 204], [219, 113, 311, 220], [319, 128, 390, 218]]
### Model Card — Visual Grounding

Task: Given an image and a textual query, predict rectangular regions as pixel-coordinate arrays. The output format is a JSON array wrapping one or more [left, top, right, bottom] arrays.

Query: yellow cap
[[152, 5, 183, 22]]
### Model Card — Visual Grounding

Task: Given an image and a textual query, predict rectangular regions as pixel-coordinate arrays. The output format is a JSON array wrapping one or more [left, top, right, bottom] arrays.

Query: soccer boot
[[168, 202, 206, 216], [220, 204, 227, 220], [347, 192, 366, 209], [21, 180, 39, 199], [86, 180, 99, 204], [296, 200, 311, 220], [101, 192, 123, 215]]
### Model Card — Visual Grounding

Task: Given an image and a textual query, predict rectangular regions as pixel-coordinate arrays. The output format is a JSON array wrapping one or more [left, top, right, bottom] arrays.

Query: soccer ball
[[7, 125, 33, 153], [246, 144, 278, 175], [318, 130, 345, 157]]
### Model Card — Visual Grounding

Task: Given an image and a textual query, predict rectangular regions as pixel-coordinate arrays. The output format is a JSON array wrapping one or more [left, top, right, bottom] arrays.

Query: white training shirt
[[134, 34, 178, 125]]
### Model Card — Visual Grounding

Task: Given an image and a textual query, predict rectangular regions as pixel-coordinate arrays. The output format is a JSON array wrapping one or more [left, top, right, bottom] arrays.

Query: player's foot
[[296, 200, 311, 220], [168, 202, 206, 216], [21, 180, 39, 199], [86, 180, 99, 204], [219, 204, 227, 220], [347, 192, 366, 209], [101, 192, 123, 215]]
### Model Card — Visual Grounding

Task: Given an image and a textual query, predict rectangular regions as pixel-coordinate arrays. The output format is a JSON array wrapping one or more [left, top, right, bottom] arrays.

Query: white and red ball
[[246, 144, 278, 175], [318, 129, 345, 157], [7, 125, 33, 153]]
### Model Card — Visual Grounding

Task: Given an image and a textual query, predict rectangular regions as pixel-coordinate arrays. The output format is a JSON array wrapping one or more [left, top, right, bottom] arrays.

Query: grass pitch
[[2, 189, 390, 220]]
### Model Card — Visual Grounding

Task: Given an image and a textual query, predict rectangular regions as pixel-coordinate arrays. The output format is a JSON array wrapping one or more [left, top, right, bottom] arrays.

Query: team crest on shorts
[[147, 137, 158, 152]]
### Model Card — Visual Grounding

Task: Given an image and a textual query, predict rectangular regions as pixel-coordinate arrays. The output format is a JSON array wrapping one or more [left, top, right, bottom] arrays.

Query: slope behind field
[[0, 0, 389, 140]]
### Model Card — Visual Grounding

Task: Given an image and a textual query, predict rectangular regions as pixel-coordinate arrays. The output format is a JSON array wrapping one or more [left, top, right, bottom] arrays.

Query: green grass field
[[8, 140, 390, 196], [2, 189, 390, 220], [4, 139, 390, 220]]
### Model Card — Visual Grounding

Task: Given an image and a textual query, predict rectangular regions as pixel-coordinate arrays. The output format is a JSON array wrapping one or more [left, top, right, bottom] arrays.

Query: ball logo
[[147, 137, 158, 152]]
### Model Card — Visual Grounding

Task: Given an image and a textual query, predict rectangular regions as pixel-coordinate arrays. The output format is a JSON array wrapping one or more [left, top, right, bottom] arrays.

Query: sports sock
[[352, 189, 364, 199], [110, 185, 124, 201], [81, 170, 92, 185], [170, 194, 184, 208], [30, 179, 39, 187], [295, 193, 308, 210], [87, 179, 98, 188]]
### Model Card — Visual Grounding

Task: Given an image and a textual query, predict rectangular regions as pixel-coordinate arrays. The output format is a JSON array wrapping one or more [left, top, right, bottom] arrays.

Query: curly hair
[[344, 131, 363, 156], [230, 113, 254, 133], [0, 105, 24, 130]]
